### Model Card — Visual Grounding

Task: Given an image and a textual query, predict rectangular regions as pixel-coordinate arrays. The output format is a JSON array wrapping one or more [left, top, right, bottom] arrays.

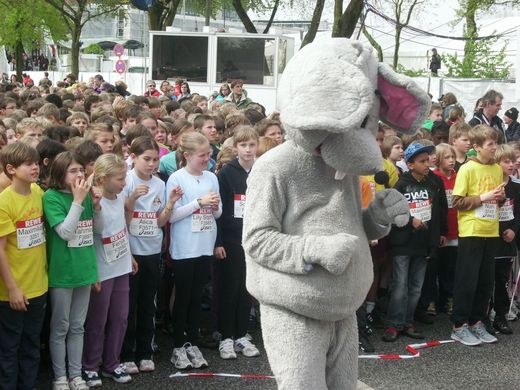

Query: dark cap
[[505, 107, 518, 121]]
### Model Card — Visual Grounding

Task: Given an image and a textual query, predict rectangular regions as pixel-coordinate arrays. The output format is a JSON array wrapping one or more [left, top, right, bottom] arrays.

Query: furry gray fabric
[[243, 37, 430, 389]]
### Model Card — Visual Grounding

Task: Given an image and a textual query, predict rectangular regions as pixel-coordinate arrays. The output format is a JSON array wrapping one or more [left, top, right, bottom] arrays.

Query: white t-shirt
[[166, 168, 222, 260], [124, 170, 165, 255], [94, 194, 132, 282]]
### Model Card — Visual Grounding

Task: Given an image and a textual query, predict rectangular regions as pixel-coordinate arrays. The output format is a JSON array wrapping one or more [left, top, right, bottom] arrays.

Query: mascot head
[[277, 38, 431, 178]]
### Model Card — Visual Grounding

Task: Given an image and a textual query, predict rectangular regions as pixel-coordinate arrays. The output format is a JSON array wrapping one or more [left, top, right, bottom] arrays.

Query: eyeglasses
[[67, 168, 85, 175]]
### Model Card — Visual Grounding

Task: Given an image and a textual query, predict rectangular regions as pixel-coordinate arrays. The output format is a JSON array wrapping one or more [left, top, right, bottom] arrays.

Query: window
[[216, 37, 275, 85], [117, 9, 125, 38], [152, 36, 208, 82], [278, 37, 294, 75]]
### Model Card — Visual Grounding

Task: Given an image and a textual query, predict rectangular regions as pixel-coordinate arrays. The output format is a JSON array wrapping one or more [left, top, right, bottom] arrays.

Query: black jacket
[[498, 177, 520, 257], [215, 158, 249, 247], [505, 121, 520, 142], [468, 112, 506, 143], [389, 171, 446, 257]]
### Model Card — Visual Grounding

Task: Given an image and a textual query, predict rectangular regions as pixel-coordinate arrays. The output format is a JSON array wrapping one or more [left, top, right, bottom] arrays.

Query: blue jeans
[[385, 255, 428, 328]]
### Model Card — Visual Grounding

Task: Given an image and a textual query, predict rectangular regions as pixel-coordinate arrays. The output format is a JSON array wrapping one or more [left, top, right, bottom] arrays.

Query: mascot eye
[[361, 115, 369, 128]]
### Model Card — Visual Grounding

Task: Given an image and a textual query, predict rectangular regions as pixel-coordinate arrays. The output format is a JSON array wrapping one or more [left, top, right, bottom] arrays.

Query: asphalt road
[[37, 311, 520, 389]]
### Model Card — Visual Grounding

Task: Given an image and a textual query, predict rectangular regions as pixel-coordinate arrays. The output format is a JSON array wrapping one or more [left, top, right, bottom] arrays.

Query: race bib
[[192, 208, 216, 232], [102, 228, 130, 264], [16, 217, 45, 249], [475, 201, 498, 220], [499, 199, 514, 222], [129, 211, 160, 237], [234, 194, 246, 219], [68, 219, 93, 248], [409, 199, 432, 222], [445, 189, 453, 208]]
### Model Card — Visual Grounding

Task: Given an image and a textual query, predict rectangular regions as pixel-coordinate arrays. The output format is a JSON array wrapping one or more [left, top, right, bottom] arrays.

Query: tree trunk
[[70, 23, 81, 77], [205, 0, 211, 26], [332, 0, 344, 37], [15, 39, 24, 80], [301, 0, 326, 48], [363, 26, 383, 61], [148, 2, 163, 30], [393, 26, 401, 69], [232, 0, 257, 33], [163, 0, 181, 29], [263, 0, 280, 34], [340, 0, 363, 38]]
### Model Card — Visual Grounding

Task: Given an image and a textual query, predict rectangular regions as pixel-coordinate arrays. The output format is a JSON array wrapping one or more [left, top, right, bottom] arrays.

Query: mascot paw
[[370, 189, 410, 227], [306, 233, 359, 275]]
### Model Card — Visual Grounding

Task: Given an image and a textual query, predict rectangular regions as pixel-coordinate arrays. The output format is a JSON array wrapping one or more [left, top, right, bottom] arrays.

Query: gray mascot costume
[[242, 38, 431, 390]]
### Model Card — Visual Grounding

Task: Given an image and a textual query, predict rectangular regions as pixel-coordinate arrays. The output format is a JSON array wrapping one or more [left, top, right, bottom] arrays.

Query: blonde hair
[[15, 118, 44, 136], [215, 146, 234, 172], [382, 135, 403, 158], [92, 153, 127, 186], [177, 132, 209, 168], [256, 136, 278, 157], [449, 122, 470, 141], [233, 125, 259, 145], [435, 143, 456, 167], [469, 124, 498, 147], [66, 111, 89, 126], [495, 144, 516, 163], [84, 123, 113, 142]]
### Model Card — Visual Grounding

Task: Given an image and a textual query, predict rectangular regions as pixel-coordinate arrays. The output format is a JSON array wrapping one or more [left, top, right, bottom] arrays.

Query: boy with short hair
[[0, 142, 48, 389], [36, 102, 60, 124], [383, 142, 443, 342], [73, 140, 103, 177], [214, 125, 261, 359], [66, 111, 90, 135], [194, 114, 219, 160], [450, 124, 504, 346], [422, 103, 443, 131], [16, 118, 44, 142], [490, 144, 520, 335], [84, 123, 115, 154], [449, 122, 471, 172]]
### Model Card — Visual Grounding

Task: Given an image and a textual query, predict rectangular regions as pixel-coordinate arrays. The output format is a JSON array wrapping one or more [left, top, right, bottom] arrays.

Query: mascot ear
[[377, 63, 431, 134]]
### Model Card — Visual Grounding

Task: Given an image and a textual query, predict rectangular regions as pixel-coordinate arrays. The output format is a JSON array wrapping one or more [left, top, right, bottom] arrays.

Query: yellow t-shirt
[[383, 159, 399, 188], [0, 184, 48, 300], [453, 160, 502, 237]]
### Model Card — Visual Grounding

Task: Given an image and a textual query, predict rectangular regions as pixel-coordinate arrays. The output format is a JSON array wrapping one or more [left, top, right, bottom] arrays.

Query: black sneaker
[[366, 311, 384, 329], [415, 311, 434, 325], [359, 333, 375, 353], [482, 318, 497, 336], [493, 316, 513, 335]]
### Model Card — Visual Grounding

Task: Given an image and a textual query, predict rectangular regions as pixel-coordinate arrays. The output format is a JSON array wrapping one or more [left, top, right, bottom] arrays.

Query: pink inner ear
[[378, 74, 420, 131]]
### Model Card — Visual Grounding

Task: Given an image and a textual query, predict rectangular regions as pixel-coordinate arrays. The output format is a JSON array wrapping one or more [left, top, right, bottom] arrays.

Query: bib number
[[234, 194, 246, 219], [475, 201, 498, 220], [68, 219, 93, 247], [129, 211, 160, 237], [192, 208, 215, 232], [16, 217, 45, 249], [409, 199, 432, 222], [499, 199, 514, 222], [102, 229, 130, 263], [445, 189, 453, 209]]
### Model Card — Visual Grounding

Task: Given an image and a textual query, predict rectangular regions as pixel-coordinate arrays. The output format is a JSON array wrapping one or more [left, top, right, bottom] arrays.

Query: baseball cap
[[404, 143, 435, 163]]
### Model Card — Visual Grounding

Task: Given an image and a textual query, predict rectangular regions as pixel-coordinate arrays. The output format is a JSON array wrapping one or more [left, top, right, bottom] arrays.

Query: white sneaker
[[68, 376, 88, 390], [121, 361, 139, 374], [52, 376, 70, 390], [470, 321, 498, 344], [138, 359, 155, 372], [234, 337, 261, 357], [185, 343, 208, 368], [170, 346, 193, 370], [451, 323, 481, 346], [219, 338, 237, 360], [82, 370, 102, 387]]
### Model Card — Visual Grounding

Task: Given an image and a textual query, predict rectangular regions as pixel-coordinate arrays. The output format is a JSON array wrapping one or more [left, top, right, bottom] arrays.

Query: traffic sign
[[113, 44, 125, 57], [115, 59, 126, 74]]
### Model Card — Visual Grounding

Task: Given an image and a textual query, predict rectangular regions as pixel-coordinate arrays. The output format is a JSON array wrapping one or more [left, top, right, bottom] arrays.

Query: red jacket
[[433, 168, 458, 240]]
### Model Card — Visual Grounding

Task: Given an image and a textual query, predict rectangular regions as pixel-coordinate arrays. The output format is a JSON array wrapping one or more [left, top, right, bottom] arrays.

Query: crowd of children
[[1, 75, 520, 389], [359, 91, 520, 353], [0, 77, 283, 389]]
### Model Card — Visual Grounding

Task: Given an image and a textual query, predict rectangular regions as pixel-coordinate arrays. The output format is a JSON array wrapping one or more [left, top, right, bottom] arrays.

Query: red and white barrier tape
[[170, 372, 275, 379], [359, 339, 455, 360]]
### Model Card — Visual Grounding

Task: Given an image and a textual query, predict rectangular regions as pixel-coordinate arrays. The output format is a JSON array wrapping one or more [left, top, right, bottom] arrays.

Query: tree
[[301, 0, 326, 48], [389, 0, 423, 69], [0, 0, 66, 78], [232, 0, 282, 34], [147, 0, 182, 30], [332, 0, 364, 38], [42, 0, 127, 77]]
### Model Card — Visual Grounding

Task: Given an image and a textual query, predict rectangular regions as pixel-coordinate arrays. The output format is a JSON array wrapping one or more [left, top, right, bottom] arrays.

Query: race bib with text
[[191, 208, 216, 232], [16, 217, 45, 249], [68, 219, 93, 248], [234, 194, 246, 219], [129, 211, 160, 237], [475, 201, 498, 220], [409, 199, 432, 222], [499, 199, 514, 222], [102, 228, 130, 263]]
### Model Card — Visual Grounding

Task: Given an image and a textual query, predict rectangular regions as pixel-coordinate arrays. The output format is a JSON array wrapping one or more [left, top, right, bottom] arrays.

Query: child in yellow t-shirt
[[450, 125, 504, 346], [0, 142, 47, 389]]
